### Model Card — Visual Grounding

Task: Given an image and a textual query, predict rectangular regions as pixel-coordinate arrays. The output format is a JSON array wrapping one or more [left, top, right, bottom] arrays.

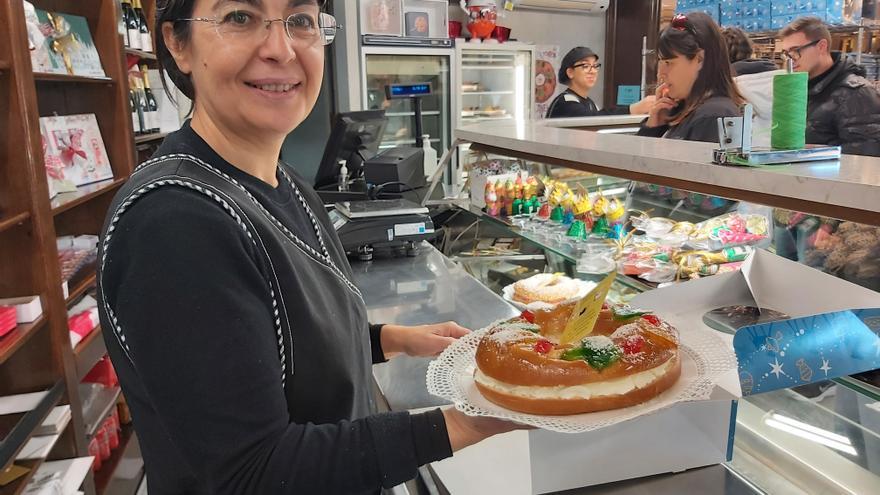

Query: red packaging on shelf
[[89, 436, 102, 471], [0, 306, 17, 337], [97, 424, 111, 460], [68, 311, 96, 337], [105, 416, 119, 449], [82, 356, 118, 387]]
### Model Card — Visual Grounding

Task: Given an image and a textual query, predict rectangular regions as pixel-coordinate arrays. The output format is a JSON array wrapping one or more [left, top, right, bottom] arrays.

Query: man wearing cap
[[546, 46, 654, 119]]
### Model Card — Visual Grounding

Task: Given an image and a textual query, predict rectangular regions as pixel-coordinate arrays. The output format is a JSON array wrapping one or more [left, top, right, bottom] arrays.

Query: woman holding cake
[[638, 12, 743, 142], [96, 1, 518, 493], [546, 46, 655, 118]]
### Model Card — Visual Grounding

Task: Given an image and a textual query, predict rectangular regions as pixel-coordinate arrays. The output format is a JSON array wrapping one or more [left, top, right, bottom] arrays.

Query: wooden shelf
[[0, 212, 30, 235], [94, 425, 135, 494], [124, 48, 157, 61], [33, 72, 115, 84], [66, 272, 96, 306], [134, 132, 167, 144], [0, 317, 47, 367], [0, 381, 65, 472], [0, 458, 42, 495], [74, 327, 106, 382], [51, 178, 126, 216]]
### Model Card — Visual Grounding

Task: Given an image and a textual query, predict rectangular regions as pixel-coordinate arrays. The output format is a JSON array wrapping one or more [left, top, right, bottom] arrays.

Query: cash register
[[314, 83, 439, 260]]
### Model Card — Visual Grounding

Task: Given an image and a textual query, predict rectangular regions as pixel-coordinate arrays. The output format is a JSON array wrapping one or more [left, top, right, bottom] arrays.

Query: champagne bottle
[[141, 65, 160, 133], [135, 0, 152, 53], [123, 0, 141, 50]]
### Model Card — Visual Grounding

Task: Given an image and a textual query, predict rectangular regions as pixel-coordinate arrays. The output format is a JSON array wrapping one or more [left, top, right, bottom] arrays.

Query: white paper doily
[[501, 279, 597, 311], [426, 319, 737, 433]]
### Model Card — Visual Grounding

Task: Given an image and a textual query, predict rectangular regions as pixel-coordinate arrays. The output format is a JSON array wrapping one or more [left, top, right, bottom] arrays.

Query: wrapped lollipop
[[486, 186, 499, 216]]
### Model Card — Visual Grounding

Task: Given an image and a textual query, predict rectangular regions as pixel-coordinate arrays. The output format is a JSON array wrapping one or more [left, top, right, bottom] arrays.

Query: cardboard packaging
[[528, 249, 880, 493]]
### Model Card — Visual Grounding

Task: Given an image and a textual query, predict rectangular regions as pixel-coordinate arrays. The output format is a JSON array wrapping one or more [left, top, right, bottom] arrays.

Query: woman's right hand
[[646, 83, 678, 128], [442, 408, 531, 452]]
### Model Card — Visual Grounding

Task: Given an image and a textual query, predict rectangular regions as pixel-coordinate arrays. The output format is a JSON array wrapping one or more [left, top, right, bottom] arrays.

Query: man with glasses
[[779, 17, 880, 157], [545, 46, 654, 118]]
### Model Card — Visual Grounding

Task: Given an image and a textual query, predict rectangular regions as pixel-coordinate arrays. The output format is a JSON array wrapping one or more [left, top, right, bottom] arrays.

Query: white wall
[[449, 7, 607, 108]]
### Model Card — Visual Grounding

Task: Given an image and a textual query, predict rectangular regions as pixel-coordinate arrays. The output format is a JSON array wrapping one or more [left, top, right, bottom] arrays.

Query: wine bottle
[[135, 0, 152, 53], [141, 65, 160, 133], [129, 78, 144, 135], [123, 0, 141, 50]]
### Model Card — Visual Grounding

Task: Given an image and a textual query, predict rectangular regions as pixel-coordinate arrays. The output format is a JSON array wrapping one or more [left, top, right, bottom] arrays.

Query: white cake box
[[432, 249, 880, 494]]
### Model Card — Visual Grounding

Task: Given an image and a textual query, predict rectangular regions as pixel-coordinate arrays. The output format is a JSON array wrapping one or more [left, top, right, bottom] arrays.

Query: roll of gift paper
[[771, 72, 809, 150]]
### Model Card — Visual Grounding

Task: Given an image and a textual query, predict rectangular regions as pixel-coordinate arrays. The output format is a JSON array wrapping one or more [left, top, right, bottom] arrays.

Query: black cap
[[558, 47, 599, 85]]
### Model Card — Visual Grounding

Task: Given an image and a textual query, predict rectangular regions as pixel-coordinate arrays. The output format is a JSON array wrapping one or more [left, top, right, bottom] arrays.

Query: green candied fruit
[[560, 336, 621, 370], [611, 305, 650, 322], [581, 336, 621, 370], [560, 347, 586, 361]]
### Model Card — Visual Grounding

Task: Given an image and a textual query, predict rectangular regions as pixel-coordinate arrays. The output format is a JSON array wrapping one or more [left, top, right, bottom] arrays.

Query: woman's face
[[657, 50, 703, 101], [165, 0, 324, 139]]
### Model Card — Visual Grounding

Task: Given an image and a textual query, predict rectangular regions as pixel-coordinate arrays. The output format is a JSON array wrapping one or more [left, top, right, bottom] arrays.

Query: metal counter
[[349, 243, 759, 495]]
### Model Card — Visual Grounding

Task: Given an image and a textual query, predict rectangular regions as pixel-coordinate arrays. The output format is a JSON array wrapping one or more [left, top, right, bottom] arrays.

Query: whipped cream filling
[[475, 356, 677, 400]]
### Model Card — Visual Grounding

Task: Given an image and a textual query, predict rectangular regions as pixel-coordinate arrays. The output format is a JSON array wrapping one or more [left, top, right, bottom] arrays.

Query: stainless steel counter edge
[[455, 121, 880, 220]]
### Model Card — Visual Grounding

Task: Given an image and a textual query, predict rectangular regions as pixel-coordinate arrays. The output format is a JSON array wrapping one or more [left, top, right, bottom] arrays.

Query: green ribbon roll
[[771, 72, 809, 150]]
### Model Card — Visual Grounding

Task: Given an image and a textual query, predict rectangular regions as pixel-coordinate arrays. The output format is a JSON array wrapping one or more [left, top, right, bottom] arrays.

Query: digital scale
[[330, 199, 436, 261], [713, 104, 841, 166]]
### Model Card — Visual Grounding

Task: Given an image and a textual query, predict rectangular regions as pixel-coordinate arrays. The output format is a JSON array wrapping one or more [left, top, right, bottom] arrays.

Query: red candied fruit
[[621, 335, 645, 355], [642, 314, 661, 326], [533, 339, 553, 354], [521, 310, 535, 323]]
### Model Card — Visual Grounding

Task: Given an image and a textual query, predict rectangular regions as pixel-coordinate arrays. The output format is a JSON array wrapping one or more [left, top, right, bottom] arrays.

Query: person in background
[[722, 26, 778, 76], [779, 16, 880, 157], [545, 46, 654, 118], [638, 12, 743, 143], [722, 26, 782, 149]]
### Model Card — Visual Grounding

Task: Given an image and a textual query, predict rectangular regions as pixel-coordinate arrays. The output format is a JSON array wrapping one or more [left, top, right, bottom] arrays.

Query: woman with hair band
[[96, 1, 521, 493], [638, 12, 744, 143]]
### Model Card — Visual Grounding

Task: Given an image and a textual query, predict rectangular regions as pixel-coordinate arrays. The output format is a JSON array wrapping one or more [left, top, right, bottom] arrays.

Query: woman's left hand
[[380, 322, 471, 358]]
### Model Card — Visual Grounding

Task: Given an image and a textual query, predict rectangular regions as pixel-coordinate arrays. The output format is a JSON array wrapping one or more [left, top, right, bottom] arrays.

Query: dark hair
[[721, 26, 753, 63], [155, 0, 327, 105], [780, 16, 832, 47], [155, 0, 197, 103], [657, 12, 743, 126]]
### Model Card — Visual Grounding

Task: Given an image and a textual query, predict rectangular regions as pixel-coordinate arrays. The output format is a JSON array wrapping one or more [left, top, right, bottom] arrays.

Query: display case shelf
[[0, 381, 65, 472], [33, 72, 115, 85], [82, 386, 121, 439], [124, 48, 156, 61], [66, 272, 96, 306], [134, 132, 167, 144], [462, 91, 514, 95], [461, 65, 515, 70], [0, 212, 30, 235], [51, 178, 126, 216], [0, 316, 47, 367]]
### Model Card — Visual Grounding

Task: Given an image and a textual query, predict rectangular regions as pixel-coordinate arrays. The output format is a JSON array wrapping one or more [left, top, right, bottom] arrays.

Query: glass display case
[[454, 44, 535, 128], [361, 46, 454, 156], [429, 119, 880, 493]]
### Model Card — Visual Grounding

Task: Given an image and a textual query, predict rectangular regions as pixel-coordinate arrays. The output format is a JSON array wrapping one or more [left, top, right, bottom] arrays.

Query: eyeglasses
[[670, 13, 698, 37], [780, 39, 820, 61], [573, 63, 602, 72], [177, 11, 339, 46]]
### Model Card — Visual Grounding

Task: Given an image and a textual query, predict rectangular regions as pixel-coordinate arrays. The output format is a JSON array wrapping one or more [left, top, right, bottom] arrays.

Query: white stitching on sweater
[[99, 175, 290, 386]]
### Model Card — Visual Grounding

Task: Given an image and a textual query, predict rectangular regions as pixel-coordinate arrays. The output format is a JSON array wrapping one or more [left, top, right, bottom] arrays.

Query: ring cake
[[474, 302, 681, 415], [512, 274, 582, 305]]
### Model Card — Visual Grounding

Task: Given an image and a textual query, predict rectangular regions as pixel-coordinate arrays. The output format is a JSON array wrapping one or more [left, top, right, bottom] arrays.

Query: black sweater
[[545, 88, 630, 118], [97, 123, 452, 494], [637, 95, 741, 143]]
